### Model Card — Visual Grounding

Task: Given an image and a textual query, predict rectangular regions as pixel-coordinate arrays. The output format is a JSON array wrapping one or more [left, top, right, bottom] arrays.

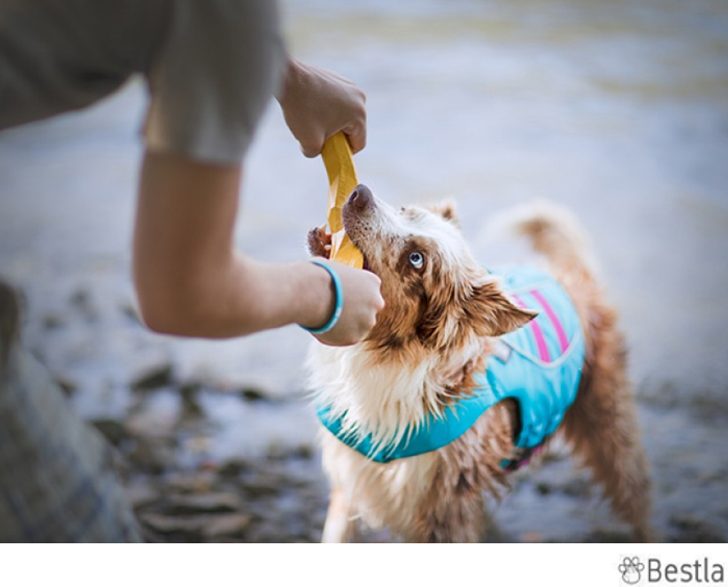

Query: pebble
[[217, 459, 252, 478], [201, 513, 252, 539], [42, 314, 65, 330], [241, 478, 281, 498], [120, 303, 143, 326], [165, 472, 218, 494], [179, 382, 204, 418], [124, 483, 160, 511], [266, 442, 314, 461], [126, 438, 174, 475], [91, 418, 128, 446], [239, 387, 268, 402], [130, 362, 174, 391], [162, 492, 243, 515], [139, 513, 205, 539], [669, 515, 725, 542], [54, 375, 77, 397], [68, 288, 98, 321]]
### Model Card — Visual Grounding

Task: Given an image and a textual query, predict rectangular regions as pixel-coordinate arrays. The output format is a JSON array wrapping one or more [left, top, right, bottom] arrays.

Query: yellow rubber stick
[[321, 132, 364, 269]]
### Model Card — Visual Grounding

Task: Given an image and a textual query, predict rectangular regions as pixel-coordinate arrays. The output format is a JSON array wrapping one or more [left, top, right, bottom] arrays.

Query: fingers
[[343, 118, 367, 155], [312, 262, 384, 347], [341, 84, 367, 154], [300, 132, 326, 159], [301, 118, 366, 158]]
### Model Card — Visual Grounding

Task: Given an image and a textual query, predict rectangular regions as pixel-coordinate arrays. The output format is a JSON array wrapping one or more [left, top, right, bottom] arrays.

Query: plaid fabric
[[0, 286, 142, 542]]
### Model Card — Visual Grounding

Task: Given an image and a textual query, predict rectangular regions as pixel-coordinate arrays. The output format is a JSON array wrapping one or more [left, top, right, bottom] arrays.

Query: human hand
[[276, 57, 366, 158], [302, 258, 384, 347]]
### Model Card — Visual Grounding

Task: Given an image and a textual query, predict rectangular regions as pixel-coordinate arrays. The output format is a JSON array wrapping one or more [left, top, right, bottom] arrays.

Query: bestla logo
[[618, 556, 725, 585], [619, 557, 646, 585]]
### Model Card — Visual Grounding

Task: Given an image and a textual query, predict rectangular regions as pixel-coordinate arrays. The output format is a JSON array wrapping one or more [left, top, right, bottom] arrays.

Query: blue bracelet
[[301, 260, 344, 335]]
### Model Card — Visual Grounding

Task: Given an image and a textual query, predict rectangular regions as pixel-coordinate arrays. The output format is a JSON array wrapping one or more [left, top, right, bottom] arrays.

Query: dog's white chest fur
[[320, 432, 438, 533]]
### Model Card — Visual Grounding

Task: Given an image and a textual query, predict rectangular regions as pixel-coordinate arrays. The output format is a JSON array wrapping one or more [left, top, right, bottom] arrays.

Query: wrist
[[275, 55, 303, 103], [299, 261, 343, 334], [295, 260, 338, 331]]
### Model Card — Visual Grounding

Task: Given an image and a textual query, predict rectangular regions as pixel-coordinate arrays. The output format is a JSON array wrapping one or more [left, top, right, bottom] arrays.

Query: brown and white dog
[[306, 185, 652, 543]]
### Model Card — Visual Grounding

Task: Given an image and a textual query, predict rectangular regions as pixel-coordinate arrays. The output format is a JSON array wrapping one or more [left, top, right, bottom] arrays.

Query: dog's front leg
[[321, 487, 356, 543]]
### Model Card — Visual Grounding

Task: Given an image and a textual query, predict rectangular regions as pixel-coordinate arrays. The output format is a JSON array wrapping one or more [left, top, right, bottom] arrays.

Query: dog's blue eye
[[409, 252, 424, 269]]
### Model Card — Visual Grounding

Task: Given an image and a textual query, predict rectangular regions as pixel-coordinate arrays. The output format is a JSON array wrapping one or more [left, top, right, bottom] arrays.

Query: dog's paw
[[307, 226, 332, 258]]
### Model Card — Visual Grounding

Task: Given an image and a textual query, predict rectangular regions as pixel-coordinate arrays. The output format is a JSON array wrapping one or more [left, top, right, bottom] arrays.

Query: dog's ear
[[466, 279, 538, 337], [427, 198, 459, 227]]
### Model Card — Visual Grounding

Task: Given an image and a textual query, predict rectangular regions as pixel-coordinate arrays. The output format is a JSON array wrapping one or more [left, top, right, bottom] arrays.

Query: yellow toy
[[321, 132, 364, 269]]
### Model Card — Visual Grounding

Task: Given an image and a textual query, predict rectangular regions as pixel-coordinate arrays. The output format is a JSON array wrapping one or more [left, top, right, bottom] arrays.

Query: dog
[[306, 184, 652, 543]]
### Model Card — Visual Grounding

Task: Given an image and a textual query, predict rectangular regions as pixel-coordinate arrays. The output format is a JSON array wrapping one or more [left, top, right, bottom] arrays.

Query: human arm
[[132, 151, 384, 345]]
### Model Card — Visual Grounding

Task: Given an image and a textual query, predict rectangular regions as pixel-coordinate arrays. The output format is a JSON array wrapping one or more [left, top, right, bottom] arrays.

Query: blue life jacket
[[317, 266, 585, 469]]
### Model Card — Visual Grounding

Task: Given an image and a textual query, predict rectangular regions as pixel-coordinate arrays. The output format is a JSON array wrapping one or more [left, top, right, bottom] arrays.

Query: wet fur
[[307, 193, 652, 542]]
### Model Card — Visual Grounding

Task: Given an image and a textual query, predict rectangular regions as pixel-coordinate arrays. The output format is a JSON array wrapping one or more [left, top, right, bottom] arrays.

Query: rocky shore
[[80, 359, 727, 543]]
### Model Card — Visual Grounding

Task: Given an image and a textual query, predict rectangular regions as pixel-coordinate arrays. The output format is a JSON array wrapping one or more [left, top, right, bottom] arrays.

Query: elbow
[[139, 310, 182, 337], [134, 274, 243, 339], [136, 293, 190, 337], [134, 277, 203, 337]]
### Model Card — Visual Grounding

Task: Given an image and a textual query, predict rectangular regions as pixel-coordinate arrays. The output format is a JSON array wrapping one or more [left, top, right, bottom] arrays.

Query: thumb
[[300, 133, 326, 158]]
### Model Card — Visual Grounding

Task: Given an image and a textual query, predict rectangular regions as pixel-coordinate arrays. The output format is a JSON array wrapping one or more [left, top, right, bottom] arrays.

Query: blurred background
[[0, 0, 727, 542]]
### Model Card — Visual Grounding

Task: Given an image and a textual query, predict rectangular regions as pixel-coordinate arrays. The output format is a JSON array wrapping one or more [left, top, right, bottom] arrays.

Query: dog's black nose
[[348, 184, 373, 210]]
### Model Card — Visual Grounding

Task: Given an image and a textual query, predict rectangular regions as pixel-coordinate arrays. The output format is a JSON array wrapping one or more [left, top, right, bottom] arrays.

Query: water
[[0, 0, 727, 541]]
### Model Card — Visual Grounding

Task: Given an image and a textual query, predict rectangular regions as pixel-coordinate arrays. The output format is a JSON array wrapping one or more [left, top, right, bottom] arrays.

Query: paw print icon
[[618, 557, 645, 585]]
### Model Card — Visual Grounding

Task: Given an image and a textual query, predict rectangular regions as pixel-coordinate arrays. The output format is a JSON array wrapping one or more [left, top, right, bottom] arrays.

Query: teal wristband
[[302, 260, 344, 335]]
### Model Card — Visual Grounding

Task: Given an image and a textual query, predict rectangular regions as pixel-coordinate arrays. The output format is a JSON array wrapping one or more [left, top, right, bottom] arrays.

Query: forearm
[[139, 253, 335, 339]]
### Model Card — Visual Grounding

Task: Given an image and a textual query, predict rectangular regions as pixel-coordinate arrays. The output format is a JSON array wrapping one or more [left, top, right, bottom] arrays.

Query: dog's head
[[307, 185, 536, 356]]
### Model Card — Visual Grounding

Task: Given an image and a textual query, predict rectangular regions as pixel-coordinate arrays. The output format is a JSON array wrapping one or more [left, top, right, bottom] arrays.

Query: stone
[[165, 472, 217, 494], [120, 303, 143, 326], [42, 314, 65, 330], [126, 439, 173, 475], [670, 515, 725, 543], [266, 442, 314, 461], [140, 511, 253, 541], [91, 418, 128, 446], [54, 375, 77, 397], [139, 513, 204, 539], [561, 477, 591, 498], [68, 287, 98, 321], [239, 387, 268, 402], [535, 482, 552, 496], [124, 483, 160, 511], [179, 382, 204, 418], [217, 459, 251, 478], [130, 362, 174, 391], [163, 492, 243, 515], [201, 513, 252, 539], [242, 477, 280, 498]]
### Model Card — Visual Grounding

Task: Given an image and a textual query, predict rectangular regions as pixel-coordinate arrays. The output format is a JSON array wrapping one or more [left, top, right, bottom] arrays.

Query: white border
[[4, 543, 727, 587]]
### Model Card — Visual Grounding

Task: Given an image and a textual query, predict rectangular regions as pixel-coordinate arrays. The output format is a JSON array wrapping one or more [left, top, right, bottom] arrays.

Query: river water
[[0, 0, 727, 541]]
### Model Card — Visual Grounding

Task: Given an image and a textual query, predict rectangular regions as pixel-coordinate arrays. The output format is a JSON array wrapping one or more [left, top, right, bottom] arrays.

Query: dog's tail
[[501, 201, 606, 363], [506, 201, 599, 284]]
